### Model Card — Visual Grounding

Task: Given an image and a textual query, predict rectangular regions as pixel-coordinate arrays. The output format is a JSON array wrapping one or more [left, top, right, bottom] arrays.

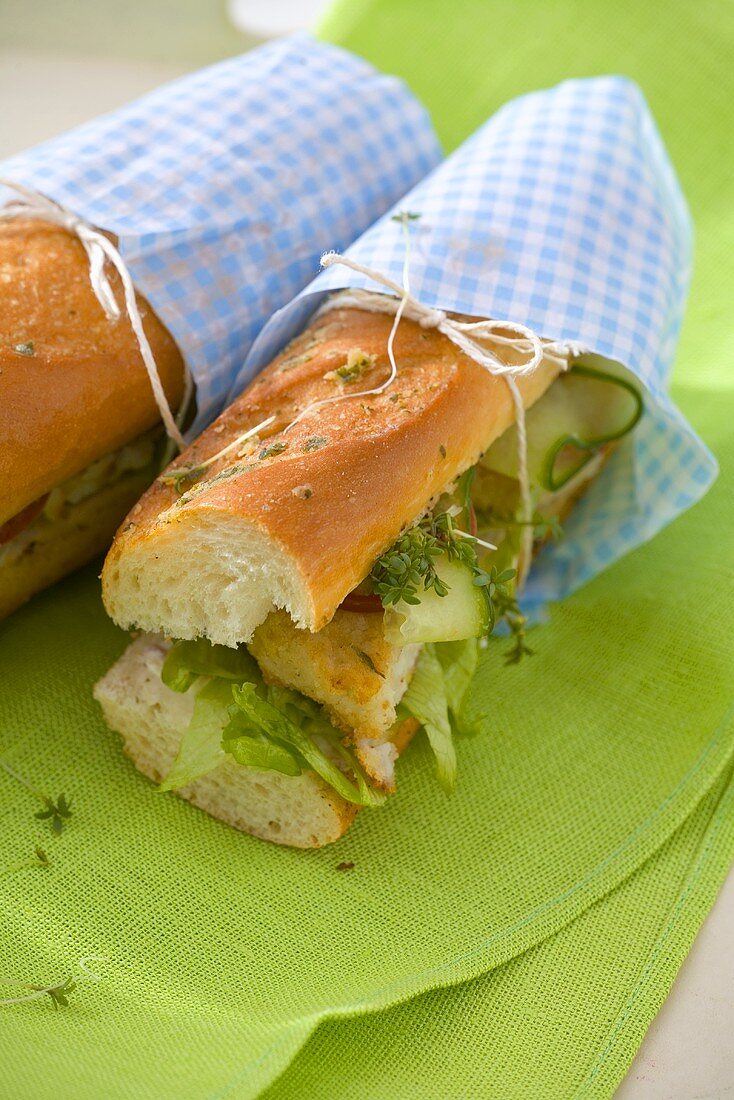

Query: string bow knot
[[317, 250, 580, 585], [418, 306, 447, 329]]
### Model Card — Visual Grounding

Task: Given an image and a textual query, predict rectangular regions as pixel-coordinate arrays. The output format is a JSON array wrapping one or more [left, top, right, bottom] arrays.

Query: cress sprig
[[0, 957, 106, 1010], [477, 506, 564, 542], [0, 760, 73, 835], [370, 519, 450, 606], [475, 565, 533, 664], [0, 976, 76, 1011], [369, 510, 527, 654], [0, 847, 50, 879]]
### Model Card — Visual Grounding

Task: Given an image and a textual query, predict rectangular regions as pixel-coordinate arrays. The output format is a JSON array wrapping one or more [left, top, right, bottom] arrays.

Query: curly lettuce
[[400, 638, 481, 791], [158, 640, 384, 806], [231, 684, 385, 807], [158, 678, 233, 792], [161, 638, 259, 693], [160, 634, 483, 802]]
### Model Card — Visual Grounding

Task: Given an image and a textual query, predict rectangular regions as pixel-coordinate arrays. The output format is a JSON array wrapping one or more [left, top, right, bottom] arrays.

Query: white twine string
[[160, 413, 276, 487], [312, 248, 580, 586], [283, 230, 416, 434], [0, 179, 191, 451]]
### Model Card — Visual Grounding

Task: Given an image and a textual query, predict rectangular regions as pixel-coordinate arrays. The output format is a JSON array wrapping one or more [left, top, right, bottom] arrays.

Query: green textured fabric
[[1, 3, 733, 1098], [263, 761, 734, 1100]]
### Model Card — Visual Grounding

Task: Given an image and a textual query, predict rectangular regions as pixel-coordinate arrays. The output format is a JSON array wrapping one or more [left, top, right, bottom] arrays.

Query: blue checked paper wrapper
[[235, 76, 718, 612], [0, 35, 440, 435]]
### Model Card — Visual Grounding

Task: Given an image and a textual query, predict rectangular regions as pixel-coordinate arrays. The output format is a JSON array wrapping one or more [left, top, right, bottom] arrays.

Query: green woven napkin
[[263, 759, 734, 1099], [1, 3, 733, 1098], [1, 419, 731, 1100]]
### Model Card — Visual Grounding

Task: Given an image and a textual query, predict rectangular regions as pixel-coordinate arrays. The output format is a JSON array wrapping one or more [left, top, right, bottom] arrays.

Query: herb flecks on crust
[[303, 435, 328, 452], [161, 414, 277, 495], [258, 440, 288, 461], [324, 347, 376, 385]]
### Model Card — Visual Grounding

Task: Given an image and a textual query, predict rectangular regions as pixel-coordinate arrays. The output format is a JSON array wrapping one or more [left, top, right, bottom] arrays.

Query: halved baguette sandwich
[[0, 219, 185, 619], [95, 302, 642, 847]]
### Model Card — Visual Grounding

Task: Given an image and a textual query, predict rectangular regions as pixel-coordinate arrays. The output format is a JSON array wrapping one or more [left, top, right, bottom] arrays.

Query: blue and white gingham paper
[[0, 35, 440, 434], [236, 76, 717, 610]]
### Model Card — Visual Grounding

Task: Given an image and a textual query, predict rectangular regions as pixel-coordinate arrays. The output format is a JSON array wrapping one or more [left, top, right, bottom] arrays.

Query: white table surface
[[2, 12, 732, 1096]]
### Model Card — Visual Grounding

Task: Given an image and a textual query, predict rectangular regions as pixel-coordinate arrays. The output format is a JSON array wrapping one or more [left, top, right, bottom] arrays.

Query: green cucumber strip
[[383, 555, 489, 646], [482, 363, 643, 492]]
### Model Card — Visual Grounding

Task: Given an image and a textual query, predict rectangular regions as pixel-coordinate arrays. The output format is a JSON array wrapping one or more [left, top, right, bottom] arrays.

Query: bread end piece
[[93, 636, 359, 848], [102, 512, 315, 647]]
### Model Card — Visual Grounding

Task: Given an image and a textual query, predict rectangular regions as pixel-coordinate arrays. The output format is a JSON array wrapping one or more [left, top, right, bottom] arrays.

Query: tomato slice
[[338, 591, 384, 614], [0, 494, 49, 546]]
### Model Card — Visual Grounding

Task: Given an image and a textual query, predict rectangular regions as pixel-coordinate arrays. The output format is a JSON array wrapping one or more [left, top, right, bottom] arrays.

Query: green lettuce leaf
[[265, 685, 387, 807], [158, 678, 234, 791], [221, 708, 302, 777], [158, 635, 386, 804], [230, 683, 385, 807], [434, 638, 482, 737], [159, 631, 483, 800], [400, 644, 457, 792], [161, 639, 259, 693]]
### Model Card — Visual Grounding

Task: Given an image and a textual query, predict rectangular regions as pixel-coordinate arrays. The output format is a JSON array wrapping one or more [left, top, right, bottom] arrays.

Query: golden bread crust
[[103, 306, 560, 632], [0, 218, 184, 524]]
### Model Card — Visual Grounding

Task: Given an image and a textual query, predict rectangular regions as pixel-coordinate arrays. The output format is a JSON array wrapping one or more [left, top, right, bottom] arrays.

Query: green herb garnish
[[34, 794, 72, 835], [371, 501, 531, 659], [471, 565, 532, 663], [303, 436, 328, 452], [479, 507, 564, 542], [259, 441, 288, 460], [0, 760, 72, 835], [173, 462, 256, 505], [371, 522, 448, 606], [0, 956, 106, 1010], [351, 646, 384, 678], [161, 413, 277, 495], [371, 512, 487, 607], [0, 847, 51, 879], [326, 348, 375, 384], [13, 341, 35, 357], [0, 977, 77, 1011], [45, 978, 76, 1010], [165, 458, 253, 496]]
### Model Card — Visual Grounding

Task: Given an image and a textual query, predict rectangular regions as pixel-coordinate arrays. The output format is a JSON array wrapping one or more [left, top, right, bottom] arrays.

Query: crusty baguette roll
[[102, 306, 560, 646], [93, 635, 418, 848], [0, 218, 185, 527]]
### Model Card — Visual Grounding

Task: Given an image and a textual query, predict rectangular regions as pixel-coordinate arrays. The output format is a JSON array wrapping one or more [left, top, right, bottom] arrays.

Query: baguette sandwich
[[0, 219, 185, 619], [95, 301, 642, 847]]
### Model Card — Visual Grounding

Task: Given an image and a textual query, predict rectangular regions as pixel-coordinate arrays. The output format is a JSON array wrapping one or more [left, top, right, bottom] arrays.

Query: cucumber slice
[[383, 554, 489, 645], [482, 363, 643, 491]]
